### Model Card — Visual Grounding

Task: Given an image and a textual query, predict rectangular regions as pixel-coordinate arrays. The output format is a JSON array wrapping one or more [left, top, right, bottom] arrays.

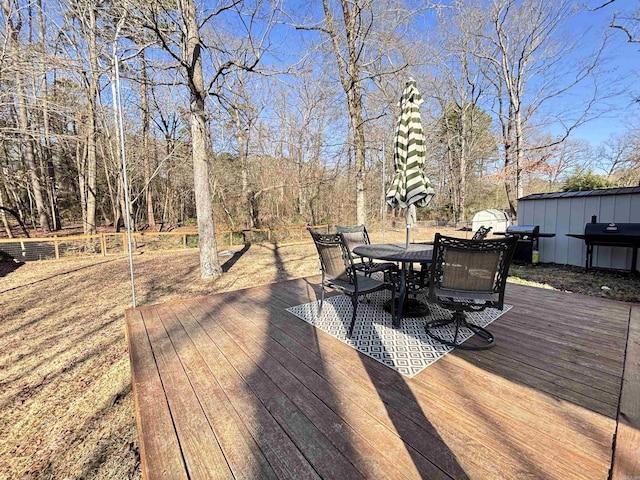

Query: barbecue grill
[[494, 225, 556, 263], [505, 225, 540, 263], [567, 222, 640, 273]]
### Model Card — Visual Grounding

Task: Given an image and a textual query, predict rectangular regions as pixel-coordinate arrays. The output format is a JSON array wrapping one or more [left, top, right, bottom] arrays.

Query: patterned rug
[[287, 290, 511, 377]]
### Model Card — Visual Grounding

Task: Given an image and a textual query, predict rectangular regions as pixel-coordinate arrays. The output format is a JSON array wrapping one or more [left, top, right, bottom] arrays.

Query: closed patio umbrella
[[386, 79, 434, 247]]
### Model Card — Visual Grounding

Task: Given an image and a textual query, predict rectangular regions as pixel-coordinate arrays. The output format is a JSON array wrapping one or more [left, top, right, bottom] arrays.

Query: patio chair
[[335, 224, 398, 279], [414, 226, 492, 284], [308, 228, 396, 337], [425, 233, 517, 350], [472, 225, 492, 240]]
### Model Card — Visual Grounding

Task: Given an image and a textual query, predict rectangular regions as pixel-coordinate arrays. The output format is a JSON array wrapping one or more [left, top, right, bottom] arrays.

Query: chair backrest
[[429, 233, 517, 308], [472, 225, 492, 240], [335, 224, 371, 252], [308, 229, 354, 283]]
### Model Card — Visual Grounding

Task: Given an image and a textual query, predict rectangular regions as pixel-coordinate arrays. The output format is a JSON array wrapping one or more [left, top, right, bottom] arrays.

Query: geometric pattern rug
[[286, 289, 512, 378]]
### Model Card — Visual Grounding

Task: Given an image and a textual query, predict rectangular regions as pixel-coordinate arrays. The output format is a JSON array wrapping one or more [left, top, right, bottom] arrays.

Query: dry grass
[[1, 226, 637, 479]]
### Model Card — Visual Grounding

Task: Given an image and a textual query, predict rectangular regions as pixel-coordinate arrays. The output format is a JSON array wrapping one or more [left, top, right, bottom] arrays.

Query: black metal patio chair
[[472, 225, 492, 240], [425, 233, 517, 350], [308, 228, 397, 338], [335, 224, 398, 279]]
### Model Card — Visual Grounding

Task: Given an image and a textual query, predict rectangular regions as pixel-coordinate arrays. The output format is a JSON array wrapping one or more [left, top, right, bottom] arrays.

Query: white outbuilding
[[471, 209, 510, 233], [517, 186, 640, 269]]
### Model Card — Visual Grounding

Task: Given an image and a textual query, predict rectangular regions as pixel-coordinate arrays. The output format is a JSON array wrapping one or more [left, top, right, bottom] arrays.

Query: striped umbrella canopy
[[386, 80, 434, 244]]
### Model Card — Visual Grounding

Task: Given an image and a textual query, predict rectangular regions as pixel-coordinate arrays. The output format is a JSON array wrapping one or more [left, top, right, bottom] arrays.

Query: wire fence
[[0, 221, 473, 263], [0, 225, 331, 262]]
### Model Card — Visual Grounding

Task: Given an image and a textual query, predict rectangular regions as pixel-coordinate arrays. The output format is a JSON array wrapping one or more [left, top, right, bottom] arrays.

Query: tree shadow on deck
[[248, 248, 470, 478], [272, 277, 627, 478]]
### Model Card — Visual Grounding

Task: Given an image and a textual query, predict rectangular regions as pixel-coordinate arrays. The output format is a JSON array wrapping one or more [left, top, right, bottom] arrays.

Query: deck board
[[126, 308, 188, 480], [611, 304, 640, 479], [125, 279, 639, 479]]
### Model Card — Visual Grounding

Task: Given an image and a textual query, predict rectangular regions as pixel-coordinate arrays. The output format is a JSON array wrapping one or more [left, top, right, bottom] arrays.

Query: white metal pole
[[382, 144, 386, 243], [113, 43, 136, 308]]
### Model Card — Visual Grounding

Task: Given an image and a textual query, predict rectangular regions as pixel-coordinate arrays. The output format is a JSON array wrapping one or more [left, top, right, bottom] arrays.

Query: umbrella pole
[[404, 205, 416, 248]]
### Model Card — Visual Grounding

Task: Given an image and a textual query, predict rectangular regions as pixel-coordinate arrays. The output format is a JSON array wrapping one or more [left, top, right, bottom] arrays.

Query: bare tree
[[296, 0, 411, 225], [2, 0, 51, 232], [597, 129, 640, 184], [590, 1, 640, 43], [141, 0, 277, 278], [465, 0, 607, 216], [58, 0, 107, 234], [425, 9, 496, 223]]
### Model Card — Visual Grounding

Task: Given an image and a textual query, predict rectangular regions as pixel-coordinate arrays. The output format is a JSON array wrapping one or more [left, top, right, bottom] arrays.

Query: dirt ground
[[1, 227, 638, 479]]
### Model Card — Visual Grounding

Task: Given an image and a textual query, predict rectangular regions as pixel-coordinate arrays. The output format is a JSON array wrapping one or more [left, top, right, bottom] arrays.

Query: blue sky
[[557, 3, 639, 145]]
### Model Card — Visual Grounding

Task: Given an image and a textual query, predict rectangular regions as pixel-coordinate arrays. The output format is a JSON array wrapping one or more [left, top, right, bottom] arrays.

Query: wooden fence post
[[54, 236, 59, 260]]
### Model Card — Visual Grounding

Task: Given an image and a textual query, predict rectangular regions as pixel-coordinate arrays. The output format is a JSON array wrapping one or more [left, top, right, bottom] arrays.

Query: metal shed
[[471, 209, 510, 233], [517, 186, 640, 270]]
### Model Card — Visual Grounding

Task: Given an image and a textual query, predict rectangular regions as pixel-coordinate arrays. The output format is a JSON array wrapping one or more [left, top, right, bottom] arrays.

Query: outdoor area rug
[[286, 290, 512, 378]]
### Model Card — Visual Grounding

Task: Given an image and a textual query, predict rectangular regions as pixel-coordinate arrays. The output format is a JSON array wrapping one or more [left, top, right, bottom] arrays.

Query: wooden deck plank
[[144, 305, 233, 479], [489, 325, 624, 391], [214, 289, 518, 479], [237, 283, 614, 479], [255, 281, 619, 477], [126, 279, 637, 480], [193, 287, 514, 479], [611, 304, 640, 479], [159, 301, 279, 479], [171, 295, 322, 480], [182, 297, 366, 480], [494, 312, 627, 360], [125, 308, 188, 480], [201, 293, 460, 480]]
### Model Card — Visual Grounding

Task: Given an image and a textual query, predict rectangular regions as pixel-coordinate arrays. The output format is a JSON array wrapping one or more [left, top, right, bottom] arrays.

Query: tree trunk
[[38, 0, 60, 231], [323, 0, 368, 225], [0, 186, 14, 238], [351, 101, 366, 226], [180, 0, 221, 279], [139, 52, 156, 228], [459, 104, 468, 222], [74, 123, 89, 232], [3, 0, 50, 232], [84, 6, 99, 234]]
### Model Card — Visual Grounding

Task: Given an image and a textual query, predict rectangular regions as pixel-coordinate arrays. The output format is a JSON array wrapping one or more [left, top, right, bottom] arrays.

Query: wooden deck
[[124, 278, 640, 479]]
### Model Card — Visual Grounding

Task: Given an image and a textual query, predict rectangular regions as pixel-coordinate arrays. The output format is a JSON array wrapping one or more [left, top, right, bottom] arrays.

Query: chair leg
[[347, 295, 358, 338], [390, 284, 399, 328], [425, 311, 495, 350], [318, 286, 326, 315]]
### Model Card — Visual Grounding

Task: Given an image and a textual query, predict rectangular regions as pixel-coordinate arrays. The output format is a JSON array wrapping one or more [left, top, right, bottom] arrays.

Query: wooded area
[[1, 0, 638, 277]]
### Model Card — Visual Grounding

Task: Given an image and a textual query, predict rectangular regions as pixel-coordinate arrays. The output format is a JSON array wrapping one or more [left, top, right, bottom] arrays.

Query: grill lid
[[583, 223, 640, 246], [506, 225, 540, 235], [584, 223, 640, 236]]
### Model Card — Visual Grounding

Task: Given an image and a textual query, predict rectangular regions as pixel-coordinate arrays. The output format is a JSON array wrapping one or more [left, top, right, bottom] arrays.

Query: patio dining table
[[353, 243, 433, 325]]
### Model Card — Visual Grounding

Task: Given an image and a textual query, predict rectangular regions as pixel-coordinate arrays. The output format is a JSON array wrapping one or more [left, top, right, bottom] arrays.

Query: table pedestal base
[[384, 297, 430, 318]]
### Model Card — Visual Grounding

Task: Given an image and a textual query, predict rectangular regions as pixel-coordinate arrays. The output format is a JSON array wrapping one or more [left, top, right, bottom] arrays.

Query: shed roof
[[519, 186, 640, 201], [473, 208, 508, 217]]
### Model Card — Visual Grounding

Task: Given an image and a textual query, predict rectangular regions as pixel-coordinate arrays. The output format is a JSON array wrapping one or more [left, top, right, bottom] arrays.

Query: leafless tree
[[590, 1, 640, 43], [464, 0, 608, 216], [295, 0, 413, 225], [2, 0, 51, 232], [596, 128, 640, 184], [141, 0, 279, 278]]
